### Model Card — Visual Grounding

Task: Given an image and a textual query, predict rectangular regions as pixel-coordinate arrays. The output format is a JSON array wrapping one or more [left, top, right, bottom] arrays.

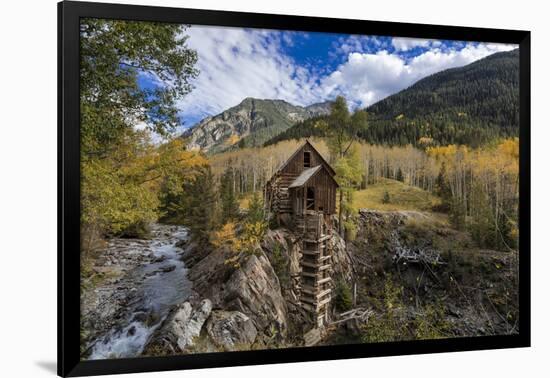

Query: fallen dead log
[[330, 307, 374, 326], [391, 231, 446, 267]]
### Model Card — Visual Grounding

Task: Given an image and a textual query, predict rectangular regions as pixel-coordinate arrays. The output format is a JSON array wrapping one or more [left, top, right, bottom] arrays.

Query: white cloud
[[177, 25, 519, 128], [321, 42, 518, 108], [392, 37, 434, 51], [177, 26, 324, 128], [333, 35, 390, 56]]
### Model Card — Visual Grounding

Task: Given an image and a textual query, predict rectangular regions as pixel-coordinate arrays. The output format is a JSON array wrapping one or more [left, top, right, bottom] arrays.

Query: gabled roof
[[288, 164, 339, 189], [277, 140, 336, 176], [289, 166, 322, 188]]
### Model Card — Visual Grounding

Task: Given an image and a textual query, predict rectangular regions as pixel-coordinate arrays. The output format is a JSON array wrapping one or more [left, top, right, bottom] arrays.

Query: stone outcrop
[[142, 299, 212, 355], [205, 310, 257, 351], [223, 253, 288, 339], [328, 230, 353, 283], [184, 243, 288, 344], [261, 229, 301, 291]]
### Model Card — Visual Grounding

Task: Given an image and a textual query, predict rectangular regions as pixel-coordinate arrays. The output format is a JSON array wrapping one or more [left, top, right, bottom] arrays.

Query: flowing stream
[[88, 224, 193, 360]]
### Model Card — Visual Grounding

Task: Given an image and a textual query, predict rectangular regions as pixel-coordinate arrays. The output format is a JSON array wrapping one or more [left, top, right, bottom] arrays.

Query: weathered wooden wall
[[289, 171, 337, 215], [280, 143, 334, 176]]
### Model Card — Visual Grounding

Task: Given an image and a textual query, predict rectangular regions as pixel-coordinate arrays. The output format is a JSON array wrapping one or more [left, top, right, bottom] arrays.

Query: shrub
[[413, 302, 451, 340], [211, 222, 237, 249], [223, 221, 267, 268], [361, 279, 407, 343], [334, 279, 353, 312], [271, 243, 290, 288], [120, 220, 152, 239], [344, 219, 358, 241]]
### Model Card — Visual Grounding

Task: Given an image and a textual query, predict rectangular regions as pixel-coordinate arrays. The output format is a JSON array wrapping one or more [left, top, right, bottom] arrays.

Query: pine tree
[[468, 181, 494, 247], [396, 167, 404, 182], [247, 191, 265, 224], [180, 166, 218, 243], [367, 150, 375, 185], [435, 162, 452, 212], [220, 167, 239, 223], [449, 197, 466, 231]]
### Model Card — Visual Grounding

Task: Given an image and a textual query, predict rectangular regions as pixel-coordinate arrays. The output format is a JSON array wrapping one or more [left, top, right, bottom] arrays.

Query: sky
[[139, 25, 518, 131]]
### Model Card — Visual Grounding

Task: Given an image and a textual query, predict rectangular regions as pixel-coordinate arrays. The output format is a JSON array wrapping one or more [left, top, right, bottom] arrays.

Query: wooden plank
[[301, 247, 321, 255], [300, 285, 318, 295], [317, 276, 332, 285], [316, 288, 332, 299], [300, 271, 321, 278], [300, 295, 319, 305], [318, 296, 332, 306], [304, 234, 330, 243]]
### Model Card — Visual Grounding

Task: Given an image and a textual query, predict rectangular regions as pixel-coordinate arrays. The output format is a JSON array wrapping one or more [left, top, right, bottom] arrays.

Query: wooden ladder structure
[[296, 211, 332, 328]]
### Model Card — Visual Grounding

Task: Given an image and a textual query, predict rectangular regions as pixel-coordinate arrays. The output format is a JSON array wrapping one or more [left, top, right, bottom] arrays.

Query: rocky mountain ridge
[[183, 98, 332, 153]]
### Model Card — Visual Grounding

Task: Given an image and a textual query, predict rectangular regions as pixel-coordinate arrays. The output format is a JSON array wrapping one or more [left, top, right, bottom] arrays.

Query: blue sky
[[138, 26, 517, 132]]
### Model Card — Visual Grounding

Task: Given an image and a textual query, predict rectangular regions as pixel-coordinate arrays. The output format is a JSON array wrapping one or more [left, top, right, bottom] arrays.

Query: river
[[86, 224, 193, 360]]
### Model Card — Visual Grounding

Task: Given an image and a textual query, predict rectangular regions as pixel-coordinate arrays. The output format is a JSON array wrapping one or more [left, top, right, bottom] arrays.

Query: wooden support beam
[[317, 276, 332, 285]]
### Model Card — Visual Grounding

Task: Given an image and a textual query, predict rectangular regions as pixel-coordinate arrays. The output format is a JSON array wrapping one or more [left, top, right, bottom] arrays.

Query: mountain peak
[[183, 98, 332, 153]]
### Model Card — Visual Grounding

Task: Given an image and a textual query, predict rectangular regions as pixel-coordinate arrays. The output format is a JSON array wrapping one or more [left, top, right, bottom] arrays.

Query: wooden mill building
[[265, 140, 338, 327]]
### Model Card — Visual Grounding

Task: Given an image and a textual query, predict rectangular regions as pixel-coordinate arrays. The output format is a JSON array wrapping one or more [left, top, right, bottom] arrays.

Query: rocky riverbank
[[81, 222, 351, 359], [81, 224, 193, 359]]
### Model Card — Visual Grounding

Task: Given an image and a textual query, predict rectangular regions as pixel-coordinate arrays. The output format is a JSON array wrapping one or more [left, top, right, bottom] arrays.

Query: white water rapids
[[88, 225, 193, 359]]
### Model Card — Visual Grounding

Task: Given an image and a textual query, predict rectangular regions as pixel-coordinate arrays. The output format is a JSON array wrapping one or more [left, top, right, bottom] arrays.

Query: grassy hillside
[[351, 178, 441, 213]]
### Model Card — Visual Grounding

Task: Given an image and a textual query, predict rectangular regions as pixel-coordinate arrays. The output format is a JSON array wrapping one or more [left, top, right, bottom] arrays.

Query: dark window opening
[[306, 187, 315, 210], [304, 151, 311, 167]]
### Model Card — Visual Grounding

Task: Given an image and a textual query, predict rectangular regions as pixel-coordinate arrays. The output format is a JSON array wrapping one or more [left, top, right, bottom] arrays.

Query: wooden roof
[[289, 166, 322, 188], [276, 140, 336, 176], [288, 164, 339, 189]]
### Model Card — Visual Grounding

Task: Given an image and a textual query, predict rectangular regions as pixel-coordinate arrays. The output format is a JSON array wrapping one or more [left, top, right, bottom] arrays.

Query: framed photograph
[[58, 1, 530, 376]]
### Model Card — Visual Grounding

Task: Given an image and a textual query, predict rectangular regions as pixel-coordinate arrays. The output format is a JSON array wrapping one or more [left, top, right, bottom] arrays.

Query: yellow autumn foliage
[[221, 221, 267, 268], [225, 134, 241, 146], [426, 139, 519, 179], [82, 130, 209, 237], [210, 222, 238, 249]]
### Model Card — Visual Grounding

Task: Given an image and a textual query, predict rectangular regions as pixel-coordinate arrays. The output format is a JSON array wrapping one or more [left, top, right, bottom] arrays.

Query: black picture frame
[[58, 1, 531, 376]]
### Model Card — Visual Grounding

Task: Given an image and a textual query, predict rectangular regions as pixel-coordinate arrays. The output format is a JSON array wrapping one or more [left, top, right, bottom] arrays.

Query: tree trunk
[[338, 189, 344, 236]]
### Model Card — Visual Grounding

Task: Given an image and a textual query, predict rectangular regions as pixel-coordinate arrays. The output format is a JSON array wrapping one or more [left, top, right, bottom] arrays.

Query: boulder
[[160, 265, 176, 273], [205, 310, 257, 351], [142, 299, 212, 355]]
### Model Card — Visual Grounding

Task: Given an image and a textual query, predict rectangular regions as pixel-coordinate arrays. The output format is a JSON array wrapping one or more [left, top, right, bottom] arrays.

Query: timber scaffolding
[[264, 140, 339, 329], [295, 211, 333, 327]]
